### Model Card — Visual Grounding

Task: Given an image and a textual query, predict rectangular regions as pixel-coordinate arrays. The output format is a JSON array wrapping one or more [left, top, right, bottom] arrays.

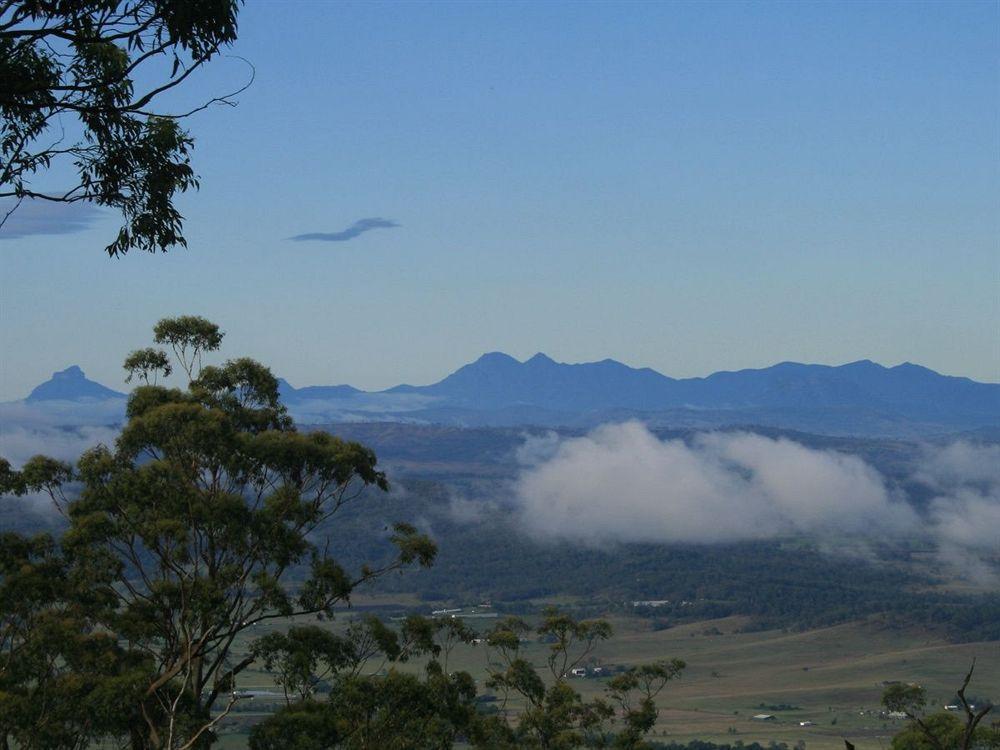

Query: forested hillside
[[299, 424, 1000, 642]]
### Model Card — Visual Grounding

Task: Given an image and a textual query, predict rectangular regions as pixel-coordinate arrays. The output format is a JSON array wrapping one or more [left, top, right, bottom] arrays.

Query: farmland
[[213, 601, 1000, 749]]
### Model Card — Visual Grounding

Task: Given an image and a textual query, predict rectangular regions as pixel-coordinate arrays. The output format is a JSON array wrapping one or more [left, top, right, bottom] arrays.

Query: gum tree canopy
[[0, 316, 435, 750], [882, 662, 996, 750], [0, 1, 248, 255]]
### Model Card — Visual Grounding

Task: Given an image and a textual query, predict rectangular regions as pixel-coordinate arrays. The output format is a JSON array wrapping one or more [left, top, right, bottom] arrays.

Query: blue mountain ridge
[[22, 355, 1000, 432], [376, 352, 998, 421]]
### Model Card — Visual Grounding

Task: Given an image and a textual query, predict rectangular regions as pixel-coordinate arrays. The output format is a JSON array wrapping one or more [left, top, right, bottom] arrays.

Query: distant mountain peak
[[475, 352, 519, 366], [526, 352, 555, 365], [27, 365, 125, 402], [278, 376, 361, 401], [891, 362, 931, 373]]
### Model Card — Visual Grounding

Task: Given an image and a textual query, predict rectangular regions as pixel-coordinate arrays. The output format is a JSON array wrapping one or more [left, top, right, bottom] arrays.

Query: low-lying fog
[[3, 415, 998, 583], [512, 422, 999, 582]]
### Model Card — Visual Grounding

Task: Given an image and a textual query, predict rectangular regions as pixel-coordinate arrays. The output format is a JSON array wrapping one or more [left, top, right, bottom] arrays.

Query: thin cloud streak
[[0, 199, 104, 239], [289, 217, 400, 242]]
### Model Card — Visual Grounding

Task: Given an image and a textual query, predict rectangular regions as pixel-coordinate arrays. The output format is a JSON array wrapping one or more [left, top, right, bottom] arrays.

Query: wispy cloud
[[0, 199, 104, 239], [289, 217, 400, 243]]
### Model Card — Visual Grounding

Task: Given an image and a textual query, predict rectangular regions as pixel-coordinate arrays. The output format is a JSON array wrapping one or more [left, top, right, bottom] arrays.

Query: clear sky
[[1, 0, 998, 400]]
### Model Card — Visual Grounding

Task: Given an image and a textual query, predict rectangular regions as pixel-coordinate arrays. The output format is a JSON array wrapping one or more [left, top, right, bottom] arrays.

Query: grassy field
[[579, 615, 998, 750], [210, 600, 999, 749]]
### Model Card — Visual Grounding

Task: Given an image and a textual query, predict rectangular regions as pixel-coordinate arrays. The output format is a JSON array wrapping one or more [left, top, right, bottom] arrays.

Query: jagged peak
[[53, 364, 87, 378], [26, 364, 125, 402]]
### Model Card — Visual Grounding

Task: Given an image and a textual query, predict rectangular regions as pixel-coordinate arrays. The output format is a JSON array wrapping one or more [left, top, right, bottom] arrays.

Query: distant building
[[233, 689, 284, 700]]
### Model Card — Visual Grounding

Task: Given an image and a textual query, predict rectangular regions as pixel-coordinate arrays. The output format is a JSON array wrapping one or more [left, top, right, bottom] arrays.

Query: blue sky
[[1, 0, 998, 399]]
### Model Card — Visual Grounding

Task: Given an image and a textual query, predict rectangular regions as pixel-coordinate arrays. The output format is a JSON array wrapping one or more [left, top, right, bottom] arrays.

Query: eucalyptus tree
[[152, 316, 223, 379], [1, 1, 248, 255], [124, 347, 172, 384], [248, 614, 481, 750], [246, 606, 686, 749], [483, 609, 685, 749], [882, 662, 996, 750], [251, 615, 444, 706], [0, 515, 147, 750], [0, 316, 435, 749]]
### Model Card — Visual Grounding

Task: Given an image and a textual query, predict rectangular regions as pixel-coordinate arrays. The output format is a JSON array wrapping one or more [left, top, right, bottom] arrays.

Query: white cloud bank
[[513, 423, 1000, 583], [513, 422, 920, 545], [0, 424, 120, 467], [918, 442, 1000, 577]]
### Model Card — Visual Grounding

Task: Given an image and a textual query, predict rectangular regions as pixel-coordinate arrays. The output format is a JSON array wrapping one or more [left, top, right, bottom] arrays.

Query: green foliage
[[153, 315, 224, 379], [538, 609, 614, 680], [248, 700, 343, 750], [0, 1, 244, 255], [891, 713, 965, 750], [250, 615, 448, 706], [251, 668, 480, 750], [0, 531, 148, 749], [249, 615, 479, 750], [607, 660, 688, 746], [252, 626, 358, 704], [883, 663, 996, 750], [0, 317, 435, 749], [884, 683, 929, 717], [124, 347, 173, 384], [250, 609, 683, 749], [483, 609, 684, 749], [1, 453, 73, 496], [889, 713, 1000, 750]]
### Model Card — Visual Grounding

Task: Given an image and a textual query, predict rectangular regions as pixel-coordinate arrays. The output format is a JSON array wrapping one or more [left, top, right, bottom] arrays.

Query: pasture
[[213, 600, 1000, 749]]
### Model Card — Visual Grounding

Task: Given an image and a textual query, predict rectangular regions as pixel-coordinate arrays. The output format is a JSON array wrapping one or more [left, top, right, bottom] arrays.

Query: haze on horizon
[[1, 0, 998, 400]]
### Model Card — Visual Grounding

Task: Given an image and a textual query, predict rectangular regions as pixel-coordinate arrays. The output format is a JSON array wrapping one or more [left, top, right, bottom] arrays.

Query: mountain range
[[14, 354, 1000, 437]]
